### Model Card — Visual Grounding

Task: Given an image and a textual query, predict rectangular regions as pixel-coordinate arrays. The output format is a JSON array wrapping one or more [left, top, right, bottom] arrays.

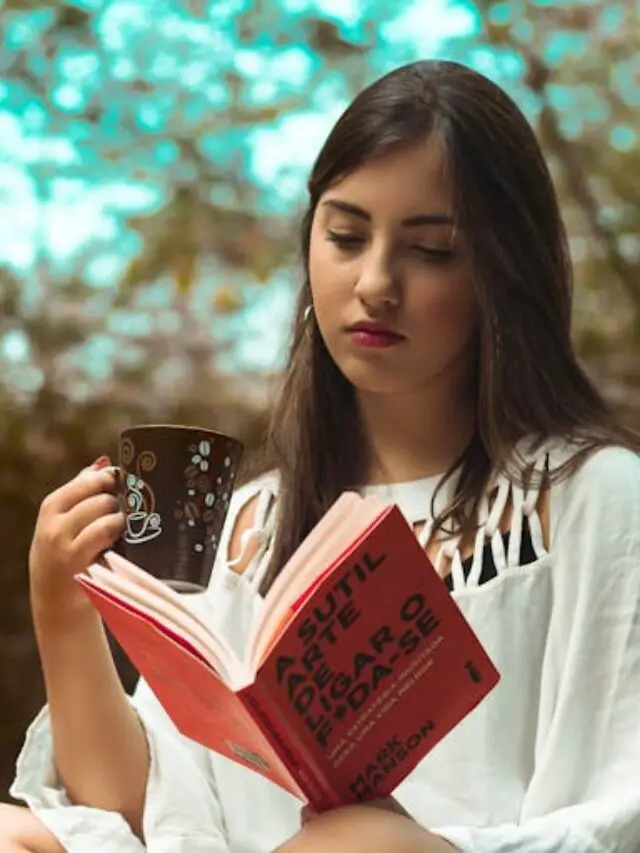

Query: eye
[[413, 245, 454, 263], [326, 229, 364, 251]]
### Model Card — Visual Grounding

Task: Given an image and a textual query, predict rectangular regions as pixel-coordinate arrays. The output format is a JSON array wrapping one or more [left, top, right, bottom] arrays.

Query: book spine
[[241, 682, 338, 809]]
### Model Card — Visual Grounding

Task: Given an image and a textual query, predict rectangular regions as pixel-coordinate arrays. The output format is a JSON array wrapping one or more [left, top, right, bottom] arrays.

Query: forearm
[[34, 602, 150, 837]]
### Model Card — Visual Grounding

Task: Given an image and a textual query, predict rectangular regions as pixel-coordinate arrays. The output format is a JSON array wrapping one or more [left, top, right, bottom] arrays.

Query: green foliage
[[0, 0, 410, 402], [448, 0, 640, 402], [0, 0, 417, 797]]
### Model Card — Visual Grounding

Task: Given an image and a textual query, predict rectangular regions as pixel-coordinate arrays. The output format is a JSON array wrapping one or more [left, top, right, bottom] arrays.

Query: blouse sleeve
[[10, 675, 230, 853], [432, 446, 640, 853]]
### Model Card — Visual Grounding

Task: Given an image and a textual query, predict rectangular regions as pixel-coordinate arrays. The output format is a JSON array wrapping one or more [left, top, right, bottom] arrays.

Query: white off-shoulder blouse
[[11, 440, 640, 853]]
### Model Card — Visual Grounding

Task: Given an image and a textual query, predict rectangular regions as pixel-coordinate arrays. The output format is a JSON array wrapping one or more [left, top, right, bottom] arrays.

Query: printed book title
[[273, 549, 442, 751]]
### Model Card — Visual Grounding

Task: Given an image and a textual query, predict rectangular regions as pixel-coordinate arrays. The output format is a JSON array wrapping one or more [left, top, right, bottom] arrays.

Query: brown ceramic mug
[[113, 424, 243, 592]]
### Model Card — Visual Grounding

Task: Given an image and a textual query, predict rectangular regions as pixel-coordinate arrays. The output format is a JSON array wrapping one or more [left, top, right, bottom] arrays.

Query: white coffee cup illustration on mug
[[124, 473, 163, 545]]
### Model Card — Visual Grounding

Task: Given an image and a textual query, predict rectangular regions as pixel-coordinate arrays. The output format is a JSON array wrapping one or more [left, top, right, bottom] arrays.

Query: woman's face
[[308, 137, 478, 397]]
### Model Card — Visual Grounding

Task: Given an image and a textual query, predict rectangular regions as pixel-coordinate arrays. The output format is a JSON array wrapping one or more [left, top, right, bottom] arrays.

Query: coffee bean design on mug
[[117, 424, 243, 588], [175, 439, 235, 557], [121, 439, 163, 546]]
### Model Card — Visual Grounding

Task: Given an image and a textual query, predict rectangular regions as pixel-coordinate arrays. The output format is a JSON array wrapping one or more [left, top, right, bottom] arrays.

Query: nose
[[353, 246, 400, 312]]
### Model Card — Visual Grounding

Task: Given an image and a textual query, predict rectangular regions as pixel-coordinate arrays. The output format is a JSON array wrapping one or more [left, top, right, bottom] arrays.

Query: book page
[[101, 551, 241, 673], [102, 551, 242, 674], [78, 578, 307, 802], [82, 566, 231, 677], [247, 494, 385, 669], [80, 564, 247, 684]]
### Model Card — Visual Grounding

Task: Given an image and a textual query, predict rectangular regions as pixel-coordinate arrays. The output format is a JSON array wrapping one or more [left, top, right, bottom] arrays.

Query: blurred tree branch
[[473, 0, 640, 316]]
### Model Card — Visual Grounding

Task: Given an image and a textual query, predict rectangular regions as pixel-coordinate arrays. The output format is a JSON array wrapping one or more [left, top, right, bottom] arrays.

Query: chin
[[337, 362, 417, 396]]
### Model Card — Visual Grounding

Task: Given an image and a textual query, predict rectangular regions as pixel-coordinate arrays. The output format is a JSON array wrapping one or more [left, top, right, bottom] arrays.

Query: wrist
[[31, 584, 100, 636]]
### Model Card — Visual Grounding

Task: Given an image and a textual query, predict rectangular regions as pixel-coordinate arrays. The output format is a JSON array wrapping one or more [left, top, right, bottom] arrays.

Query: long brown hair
[[247, 59, 639, 594]]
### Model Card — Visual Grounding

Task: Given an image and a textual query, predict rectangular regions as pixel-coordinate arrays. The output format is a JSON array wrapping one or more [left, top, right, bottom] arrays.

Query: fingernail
[[91, 456, 111, 470]]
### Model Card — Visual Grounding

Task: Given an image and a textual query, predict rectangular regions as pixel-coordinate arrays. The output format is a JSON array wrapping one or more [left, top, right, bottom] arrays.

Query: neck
[[356, 379, 475, 486]]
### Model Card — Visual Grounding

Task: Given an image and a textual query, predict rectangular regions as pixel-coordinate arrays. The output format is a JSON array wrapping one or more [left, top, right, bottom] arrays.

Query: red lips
[[347, 321, 405, 349]]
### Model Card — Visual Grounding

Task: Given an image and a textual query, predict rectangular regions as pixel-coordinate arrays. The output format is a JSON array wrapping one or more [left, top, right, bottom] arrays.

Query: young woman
[[4, 59, 640, 853]]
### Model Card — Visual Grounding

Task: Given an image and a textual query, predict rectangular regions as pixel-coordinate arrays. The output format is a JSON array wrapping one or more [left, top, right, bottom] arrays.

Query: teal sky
[[0, 0, 478, 373]]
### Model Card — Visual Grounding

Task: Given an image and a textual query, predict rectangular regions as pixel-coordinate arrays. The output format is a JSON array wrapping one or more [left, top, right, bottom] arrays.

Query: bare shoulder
[[224, 472, 279, 575]]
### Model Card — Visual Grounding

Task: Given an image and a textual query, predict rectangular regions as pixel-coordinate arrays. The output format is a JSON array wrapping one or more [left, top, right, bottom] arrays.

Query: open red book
[[76, 492, 499, 811]]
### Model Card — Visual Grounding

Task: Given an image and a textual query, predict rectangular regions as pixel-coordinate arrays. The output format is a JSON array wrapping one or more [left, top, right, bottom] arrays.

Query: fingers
[[29, 459, 127, 613], [67, 492, 122, 539], [73, 512, 126, 567], [43, 466, 119, 515]]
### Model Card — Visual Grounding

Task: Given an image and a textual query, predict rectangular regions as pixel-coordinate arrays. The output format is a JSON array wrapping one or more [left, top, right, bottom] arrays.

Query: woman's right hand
[[27, 458, 151, 834], [29, 456, 125, 624]]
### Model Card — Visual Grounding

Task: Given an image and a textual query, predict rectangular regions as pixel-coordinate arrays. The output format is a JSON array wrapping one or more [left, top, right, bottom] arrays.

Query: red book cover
[[240, 506, 499, 809], [78, 583, 308, 801], [78, 503, 499, 810]]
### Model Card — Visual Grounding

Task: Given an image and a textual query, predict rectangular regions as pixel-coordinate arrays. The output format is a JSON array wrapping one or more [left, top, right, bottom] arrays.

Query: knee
[[0, 804, 28, 842], [0, 804, 64, 853], [271, 806, 402, 853], [1, 842, 29, 853], [0, 807, 25, 853], [272, 805, 441, 853], [272, 812, 348, 853], [272, 826, 317, 853]]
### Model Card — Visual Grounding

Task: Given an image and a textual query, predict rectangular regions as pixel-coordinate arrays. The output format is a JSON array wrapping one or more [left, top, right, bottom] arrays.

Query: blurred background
[[1, 0, 639, 797]]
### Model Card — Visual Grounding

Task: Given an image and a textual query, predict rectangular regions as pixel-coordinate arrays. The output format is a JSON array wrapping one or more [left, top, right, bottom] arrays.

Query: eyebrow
[[321, 198, 455, 227]]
